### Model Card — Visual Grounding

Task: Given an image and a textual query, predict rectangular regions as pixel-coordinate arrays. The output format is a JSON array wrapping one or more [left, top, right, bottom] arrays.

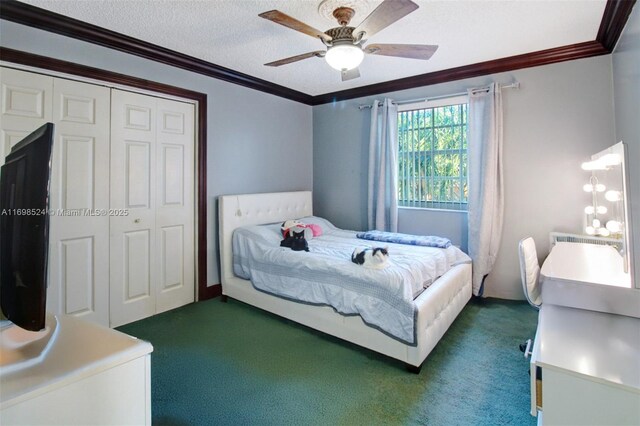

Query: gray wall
[[314, 56, 616, 299], [0, 21, 313, 286], [612, 5, 640, 286]]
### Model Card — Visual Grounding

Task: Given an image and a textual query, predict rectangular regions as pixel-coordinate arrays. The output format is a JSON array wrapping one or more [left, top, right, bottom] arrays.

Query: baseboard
[[199, 283, 222, 301]]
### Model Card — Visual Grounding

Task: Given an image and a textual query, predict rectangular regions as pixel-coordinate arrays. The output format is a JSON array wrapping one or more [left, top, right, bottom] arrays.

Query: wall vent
[[549, 232, 622, 251]]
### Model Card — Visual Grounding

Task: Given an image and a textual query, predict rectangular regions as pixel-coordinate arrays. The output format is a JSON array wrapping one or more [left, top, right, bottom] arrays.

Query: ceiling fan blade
[[365, 44, 438, 60], [341, 68, 360, 81], [265, 51, 325, 67], [259, 10, 332, 42], [354, 0, 419, 40]]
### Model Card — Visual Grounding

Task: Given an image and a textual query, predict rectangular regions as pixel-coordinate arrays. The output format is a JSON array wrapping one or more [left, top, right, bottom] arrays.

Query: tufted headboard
[[218, 191, 313, 289]]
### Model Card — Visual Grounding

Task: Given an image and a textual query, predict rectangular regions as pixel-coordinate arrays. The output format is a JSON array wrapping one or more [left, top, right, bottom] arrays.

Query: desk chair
[[519, 237, 542, 309], [519, 237, 541, 358]]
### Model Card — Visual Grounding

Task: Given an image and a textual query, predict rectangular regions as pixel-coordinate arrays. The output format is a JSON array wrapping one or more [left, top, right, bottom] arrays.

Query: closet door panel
[[0, 68, 52, 166], [123, 229, 152, 300], [110, 90, 157, 327], [155, 99, 195, 313], [48, 78, 110, 326], [160, 225, 184, 290], [161, 144, 184, 205], [60, 236, 95, 316], [126, 141, 152, 208]]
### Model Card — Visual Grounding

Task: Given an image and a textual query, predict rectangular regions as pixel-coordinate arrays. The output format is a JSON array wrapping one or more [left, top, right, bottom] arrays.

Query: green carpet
[[118, 297, 538, 426]]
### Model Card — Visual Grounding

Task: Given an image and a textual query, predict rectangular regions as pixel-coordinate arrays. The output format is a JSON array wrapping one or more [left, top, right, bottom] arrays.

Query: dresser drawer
[[529, 328, 542, 417]]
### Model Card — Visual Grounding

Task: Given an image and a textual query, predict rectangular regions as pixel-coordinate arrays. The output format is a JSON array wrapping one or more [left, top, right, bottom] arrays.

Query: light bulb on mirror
[[583, 184, 594, 192], [605, 190, 622, 202], [581, 154, 622, 170], [592, 218, 601, 228], [606, 220, 622, 233], [584, 206, 595, 215], [581, 161, 599, 171], [598, 228, 611, 237], [585, 226, 596, 235], [600, 153, 622, 167]]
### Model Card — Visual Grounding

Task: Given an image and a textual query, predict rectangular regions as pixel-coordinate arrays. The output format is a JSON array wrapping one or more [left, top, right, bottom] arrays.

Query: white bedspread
[[232, 217, 471, 344]]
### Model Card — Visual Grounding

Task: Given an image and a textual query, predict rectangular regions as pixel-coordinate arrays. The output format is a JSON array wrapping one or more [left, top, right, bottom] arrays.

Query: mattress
[[232, 216, 471, 345]]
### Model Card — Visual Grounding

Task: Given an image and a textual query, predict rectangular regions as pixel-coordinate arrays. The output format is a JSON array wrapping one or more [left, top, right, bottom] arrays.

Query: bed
[[219, 191, 472, 370]]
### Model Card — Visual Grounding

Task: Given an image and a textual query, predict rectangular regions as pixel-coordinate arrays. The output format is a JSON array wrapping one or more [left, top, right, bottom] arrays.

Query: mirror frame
[[590, 142, 635, 287]]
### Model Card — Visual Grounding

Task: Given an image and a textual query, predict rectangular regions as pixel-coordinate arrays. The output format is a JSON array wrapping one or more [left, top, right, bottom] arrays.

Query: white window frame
[[397, 95, 469, 212]]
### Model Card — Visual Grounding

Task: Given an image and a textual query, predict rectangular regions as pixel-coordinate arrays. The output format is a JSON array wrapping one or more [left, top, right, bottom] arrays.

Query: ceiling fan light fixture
[[325, 43, 364, 71]]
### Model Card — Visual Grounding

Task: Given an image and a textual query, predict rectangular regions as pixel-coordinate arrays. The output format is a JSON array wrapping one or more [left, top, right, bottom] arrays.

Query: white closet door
[[155, 99, 195, 312], [2, 69, 196, 328], [48, 78, 110, 326], [110, 90, 157, 327], [0, 68, 52, 166]]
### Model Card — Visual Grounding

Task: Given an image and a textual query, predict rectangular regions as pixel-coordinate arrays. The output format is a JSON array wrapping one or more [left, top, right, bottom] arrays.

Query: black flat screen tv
[[0, 123, 55, 331]]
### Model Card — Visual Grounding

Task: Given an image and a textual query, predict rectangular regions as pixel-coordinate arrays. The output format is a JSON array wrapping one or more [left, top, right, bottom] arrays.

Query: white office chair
[[519, 237, 542, 309], [518, 237, 542, 359]]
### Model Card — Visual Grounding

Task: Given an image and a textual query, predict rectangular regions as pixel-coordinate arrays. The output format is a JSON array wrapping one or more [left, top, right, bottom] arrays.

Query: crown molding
[[312, 0, 635, 104], [597, 0, 637, 51], [0, 0, 635, 106], [0, 46, 208, 101], [310, 41, 609, 105]]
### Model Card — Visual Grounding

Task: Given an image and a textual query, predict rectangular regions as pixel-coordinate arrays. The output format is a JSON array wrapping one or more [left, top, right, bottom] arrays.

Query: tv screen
[[0, 123, 55, 331]]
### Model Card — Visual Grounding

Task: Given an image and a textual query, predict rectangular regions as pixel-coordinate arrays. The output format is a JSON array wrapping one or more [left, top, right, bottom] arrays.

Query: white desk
[[540, 242, 639, 318], [530, 305, 640, 425]]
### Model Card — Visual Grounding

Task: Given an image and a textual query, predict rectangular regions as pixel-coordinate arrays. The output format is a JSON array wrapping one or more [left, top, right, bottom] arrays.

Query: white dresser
[[0, 315, 153, 425], [530, 242, 640, 425]]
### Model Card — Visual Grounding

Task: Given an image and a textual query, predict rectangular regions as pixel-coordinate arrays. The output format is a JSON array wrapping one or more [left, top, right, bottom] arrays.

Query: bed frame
[[219, 191, 472, 370]]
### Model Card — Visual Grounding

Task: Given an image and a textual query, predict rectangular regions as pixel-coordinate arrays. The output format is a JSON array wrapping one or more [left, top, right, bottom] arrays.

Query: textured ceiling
[[19, 0, 607, 96]]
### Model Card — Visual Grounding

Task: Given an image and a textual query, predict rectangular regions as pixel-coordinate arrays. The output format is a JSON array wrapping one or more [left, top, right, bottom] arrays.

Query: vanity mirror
[[540, 141, 638, 318], [581, 142, 634, 281]]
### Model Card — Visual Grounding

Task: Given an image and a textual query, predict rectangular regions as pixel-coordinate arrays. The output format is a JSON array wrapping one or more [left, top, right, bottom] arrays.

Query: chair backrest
[[518, 237, 542, 308]]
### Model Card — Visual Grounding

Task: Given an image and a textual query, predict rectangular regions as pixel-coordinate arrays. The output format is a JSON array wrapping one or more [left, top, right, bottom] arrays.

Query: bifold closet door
[[155, 98, 195, 313], [110, 90, 195, 327], [48, 79, 110, 325], [0, 68, 110, 326], [110, 90, 158, 327], [2, 69, 195, 328]]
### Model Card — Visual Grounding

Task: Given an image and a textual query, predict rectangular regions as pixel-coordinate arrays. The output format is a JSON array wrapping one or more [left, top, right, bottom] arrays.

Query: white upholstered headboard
[[218, 191, 313, 288]]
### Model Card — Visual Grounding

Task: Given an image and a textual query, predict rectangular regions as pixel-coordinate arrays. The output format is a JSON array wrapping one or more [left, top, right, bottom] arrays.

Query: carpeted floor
[[117, 297, 538, 426]]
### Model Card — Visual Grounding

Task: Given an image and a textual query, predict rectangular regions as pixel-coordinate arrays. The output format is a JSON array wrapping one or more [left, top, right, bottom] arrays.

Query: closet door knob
[[134, 218, 141, 223]]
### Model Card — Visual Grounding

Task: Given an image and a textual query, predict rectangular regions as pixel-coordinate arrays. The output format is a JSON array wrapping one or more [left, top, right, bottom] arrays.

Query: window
[[397, 96, 468, 211]]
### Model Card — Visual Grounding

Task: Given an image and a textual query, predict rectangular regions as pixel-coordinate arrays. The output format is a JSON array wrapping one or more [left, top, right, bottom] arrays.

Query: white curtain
[[467, 83, 504, 296], [367, 98, 398, 232]]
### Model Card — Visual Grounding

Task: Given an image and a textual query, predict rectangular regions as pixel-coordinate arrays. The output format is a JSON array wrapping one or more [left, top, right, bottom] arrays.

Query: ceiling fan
[[259, 0, 438, 81]]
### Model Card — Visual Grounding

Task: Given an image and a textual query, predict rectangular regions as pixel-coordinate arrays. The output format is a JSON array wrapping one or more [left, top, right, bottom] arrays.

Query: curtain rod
[[357, 82, 520, 110]]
